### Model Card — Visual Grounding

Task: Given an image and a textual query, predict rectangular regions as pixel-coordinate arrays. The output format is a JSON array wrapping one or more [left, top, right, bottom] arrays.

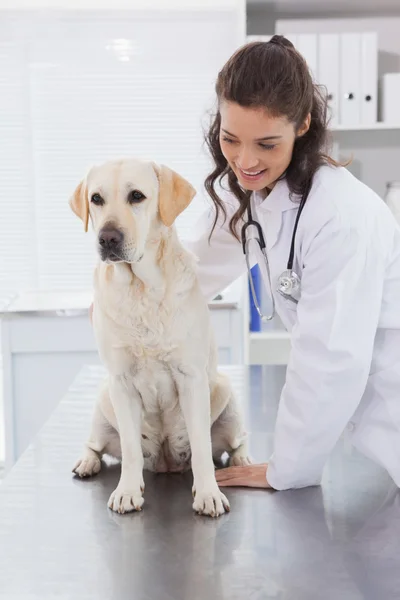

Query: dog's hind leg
[[72, 379, 118, 477], [210, 374, 251, 467]]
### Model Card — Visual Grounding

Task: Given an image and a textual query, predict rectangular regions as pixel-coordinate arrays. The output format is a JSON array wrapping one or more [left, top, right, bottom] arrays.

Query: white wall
[[0, 7, 246, 293], [246, 12, 400, 198], [0, 0, 240, 9]]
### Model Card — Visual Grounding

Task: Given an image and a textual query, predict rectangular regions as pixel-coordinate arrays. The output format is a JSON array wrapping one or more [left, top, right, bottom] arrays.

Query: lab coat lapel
[[252, 179, 298, 252]]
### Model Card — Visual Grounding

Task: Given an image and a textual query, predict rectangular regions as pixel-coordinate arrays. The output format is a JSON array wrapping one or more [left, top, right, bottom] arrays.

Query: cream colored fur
[[70, 158, 250, 517]]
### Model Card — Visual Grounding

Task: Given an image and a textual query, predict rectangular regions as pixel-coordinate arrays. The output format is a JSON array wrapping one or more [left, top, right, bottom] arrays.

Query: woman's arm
[[182, 194, 252, 301], [267, 217, 387, 489], [217, 215, 388, 490]]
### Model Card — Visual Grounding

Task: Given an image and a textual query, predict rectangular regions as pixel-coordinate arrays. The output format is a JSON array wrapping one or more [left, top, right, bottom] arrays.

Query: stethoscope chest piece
[[277, 269, 301, 297]]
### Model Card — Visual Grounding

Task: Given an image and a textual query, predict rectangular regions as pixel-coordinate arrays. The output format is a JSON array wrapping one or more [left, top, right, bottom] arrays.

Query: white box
[[318, 33, 340, 126], [360, 32, 378, 125], [339, 33, 362, 126], [382, 73, 400, 124]]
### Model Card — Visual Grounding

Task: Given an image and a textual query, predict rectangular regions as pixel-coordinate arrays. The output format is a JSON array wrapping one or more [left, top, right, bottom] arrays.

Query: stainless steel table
[[1, 365, 400, 600]]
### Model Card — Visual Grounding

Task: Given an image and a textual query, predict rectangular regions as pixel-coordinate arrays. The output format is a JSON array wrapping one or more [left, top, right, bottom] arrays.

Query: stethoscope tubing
[[242, 183, 310, 320]]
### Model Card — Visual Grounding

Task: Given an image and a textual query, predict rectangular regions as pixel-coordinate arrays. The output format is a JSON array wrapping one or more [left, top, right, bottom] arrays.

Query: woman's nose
[[237, 148, 258, 170]]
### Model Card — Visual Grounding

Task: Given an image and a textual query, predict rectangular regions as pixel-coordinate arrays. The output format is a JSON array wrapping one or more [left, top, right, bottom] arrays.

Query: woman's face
[[219, 101, 309, 193]]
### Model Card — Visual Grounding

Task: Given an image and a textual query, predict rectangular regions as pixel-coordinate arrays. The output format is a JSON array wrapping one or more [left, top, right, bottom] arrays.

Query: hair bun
[[269, 35, 294, 50]]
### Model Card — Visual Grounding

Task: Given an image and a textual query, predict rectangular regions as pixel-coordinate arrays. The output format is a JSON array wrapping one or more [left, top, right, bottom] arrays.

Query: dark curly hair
[[205, 34, 340, 240]]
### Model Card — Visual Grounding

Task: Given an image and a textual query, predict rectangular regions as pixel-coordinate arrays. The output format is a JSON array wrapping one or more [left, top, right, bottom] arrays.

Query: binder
[[283, 33, 298, 48], [360, 32, 378, 125], [246, 35, 272, 43], [382, 73, 400, 123], [318, 33, 340, 126], [339, 33, 362, 126], [296, 33, 318, 81]]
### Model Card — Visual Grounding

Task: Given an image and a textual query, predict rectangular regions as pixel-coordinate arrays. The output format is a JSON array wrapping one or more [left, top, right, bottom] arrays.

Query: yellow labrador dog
[[70, 158, 249, 517]]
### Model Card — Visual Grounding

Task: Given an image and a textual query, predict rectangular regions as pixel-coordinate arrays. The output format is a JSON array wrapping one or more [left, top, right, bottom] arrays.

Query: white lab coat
[[185, 165, 400, 490]]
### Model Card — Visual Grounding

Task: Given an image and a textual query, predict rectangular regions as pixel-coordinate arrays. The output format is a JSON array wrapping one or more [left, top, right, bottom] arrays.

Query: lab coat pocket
[[281, 295, 298, 312], [276, 293, 298, 331]]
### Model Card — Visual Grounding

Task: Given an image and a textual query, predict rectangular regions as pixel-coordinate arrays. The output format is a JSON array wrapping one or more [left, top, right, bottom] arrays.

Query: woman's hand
[[216, 463, 272, 489]]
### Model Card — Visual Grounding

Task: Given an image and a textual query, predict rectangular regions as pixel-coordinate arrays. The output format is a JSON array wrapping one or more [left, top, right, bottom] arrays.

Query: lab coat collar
[[253, 177, 300, 213], [251, 177, 299, 252]]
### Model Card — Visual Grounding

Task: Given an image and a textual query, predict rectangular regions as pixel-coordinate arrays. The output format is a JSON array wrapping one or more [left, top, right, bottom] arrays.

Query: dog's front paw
[[108, 484, 144, 514], [72, 453, 101, 478], [192, 484, 230, 518]]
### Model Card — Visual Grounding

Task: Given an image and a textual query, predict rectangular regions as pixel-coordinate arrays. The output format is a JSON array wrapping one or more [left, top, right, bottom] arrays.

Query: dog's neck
[[130, 237, 165, 293], [130, 226, 194, 297]]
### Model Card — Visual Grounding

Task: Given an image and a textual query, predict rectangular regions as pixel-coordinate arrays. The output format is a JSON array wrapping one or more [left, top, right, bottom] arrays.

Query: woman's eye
[[91, 193, 104, 205], [128, 190, 146, 204], [259, 144, 276, 150], [222, 136, 237, 144]]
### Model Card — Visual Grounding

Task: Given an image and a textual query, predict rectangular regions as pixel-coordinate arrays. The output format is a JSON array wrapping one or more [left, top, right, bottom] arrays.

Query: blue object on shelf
[[249, 264, 261, 332]]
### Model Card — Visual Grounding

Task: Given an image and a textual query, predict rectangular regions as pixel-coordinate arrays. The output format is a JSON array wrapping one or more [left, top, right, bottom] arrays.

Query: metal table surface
[[1, 365, 400, 600]]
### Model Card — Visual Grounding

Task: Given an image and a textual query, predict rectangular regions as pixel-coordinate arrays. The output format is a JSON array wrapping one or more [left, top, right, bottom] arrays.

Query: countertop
[[0, 364, 399, 599], [0, 278, 244, 317]]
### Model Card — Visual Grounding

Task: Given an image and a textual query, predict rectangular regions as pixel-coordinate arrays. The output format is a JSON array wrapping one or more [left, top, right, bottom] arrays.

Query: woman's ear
[[153, 163, 196, 227], [297, 113, 311, 137], [69, 180, 89, 232]]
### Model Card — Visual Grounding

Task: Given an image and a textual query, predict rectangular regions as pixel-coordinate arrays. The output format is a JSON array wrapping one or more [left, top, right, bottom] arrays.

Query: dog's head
[[69, 158, 196, 264]]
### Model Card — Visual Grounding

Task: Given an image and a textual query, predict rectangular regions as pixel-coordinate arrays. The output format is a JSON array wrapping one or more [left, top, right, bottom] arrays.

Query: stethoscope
[[241, 190, 308, 322]]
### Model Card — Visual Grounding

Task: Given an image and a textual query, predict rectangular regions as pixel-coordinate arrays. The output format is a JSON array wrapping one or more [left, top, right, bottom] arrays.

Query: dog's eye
[[91, 193, 104, 206], [128, 190, 146, 204]]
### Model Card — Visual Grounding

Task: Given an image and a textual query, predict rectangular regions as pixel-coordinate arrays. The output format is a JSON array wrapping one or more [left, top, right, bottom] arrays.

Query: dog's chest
[[110, 293, 182, 361], [134, 365, 190, 449], [134, 364, 178, 413], [129, 309, 178, 359]]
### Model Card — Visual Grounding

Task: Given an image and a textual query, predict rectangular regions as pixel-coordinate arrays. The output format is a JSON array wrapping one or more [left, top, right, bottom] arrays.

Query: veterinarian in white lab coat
[[186, 35, 400, 491]]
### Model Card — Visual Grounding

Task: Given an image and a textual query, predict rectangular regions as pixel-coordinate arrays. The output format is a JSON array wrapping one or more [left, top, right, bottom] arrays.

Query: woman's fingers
[[216, 464, 270, 488]]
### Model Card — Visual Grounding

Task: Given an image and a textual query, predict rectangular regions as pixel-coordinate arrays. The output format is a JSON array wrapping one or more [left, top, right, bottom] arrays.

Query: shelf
[[249, 330, 291, 365], [250, 331, 290, 341], [331, 123, 400, 132]]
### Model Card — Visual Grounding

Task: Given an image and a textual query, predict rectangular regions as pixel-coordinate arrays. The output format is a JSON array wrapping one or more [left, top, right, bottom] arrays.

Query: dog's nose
[[98, 227, 124, 249]]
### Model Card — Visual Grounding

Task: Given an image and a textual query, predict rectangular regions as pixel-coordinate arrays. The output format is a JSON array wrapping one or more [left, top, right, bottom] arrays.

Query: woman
[[184, 35, 400, 491]]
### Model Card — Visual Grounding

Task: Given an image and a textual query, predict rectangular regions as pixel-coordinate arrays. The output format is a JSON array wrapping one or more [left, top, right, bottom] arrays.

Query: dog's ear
[[154, 164, 196, 227], [69, 180, 89, 232]]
